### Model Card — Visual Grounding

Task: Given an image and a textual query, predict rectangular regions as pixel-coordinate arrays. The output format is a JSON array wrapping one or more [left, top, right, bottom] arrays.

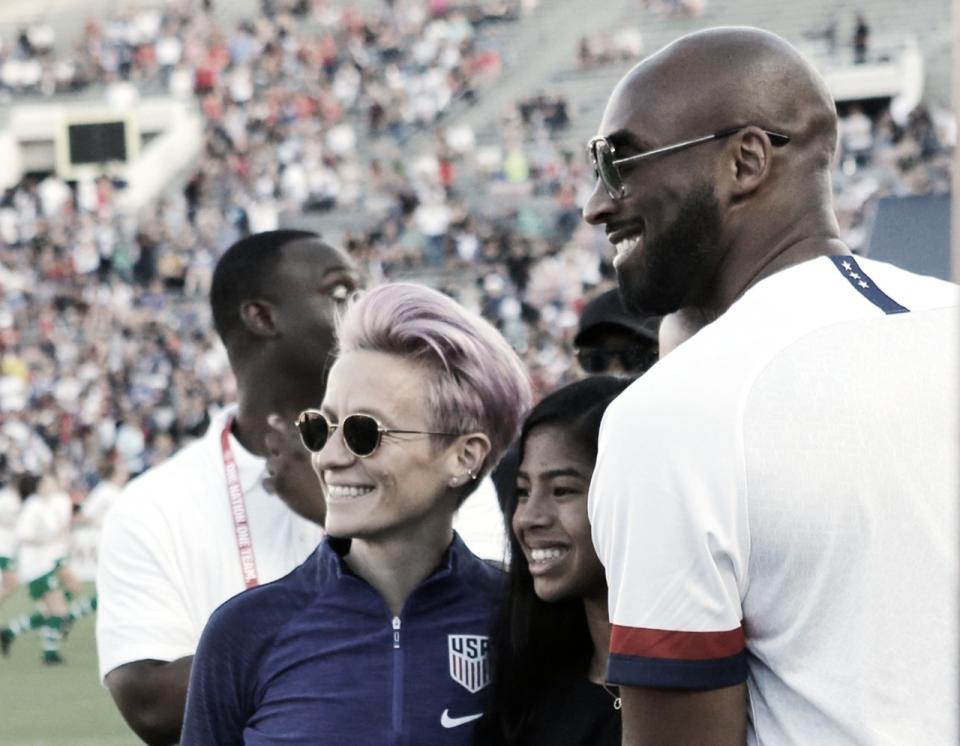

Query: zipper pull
[[392, 616, 401, 649]]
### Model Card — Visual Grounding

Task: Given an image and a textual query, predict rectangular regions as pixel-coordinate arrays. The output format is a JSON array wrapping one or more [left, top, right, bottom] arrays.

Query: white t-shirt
[[0, 486, 19, 558], [16, 491, 72, 582], [589, 256, 959, 745], [96, 407, 324, 681]]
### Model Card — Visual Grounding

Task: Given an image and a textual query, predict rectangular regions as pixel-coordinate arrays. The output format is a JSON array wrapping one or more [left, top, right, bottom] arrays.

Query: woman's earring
[[450, 471, 477, 488]]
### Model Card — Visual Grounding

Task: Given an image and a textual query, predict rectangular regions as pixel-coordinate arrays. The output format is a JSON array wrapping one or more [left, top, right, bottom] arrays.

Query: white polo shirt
[[96, 407, 323, 681], [590, 256, 958, 744]]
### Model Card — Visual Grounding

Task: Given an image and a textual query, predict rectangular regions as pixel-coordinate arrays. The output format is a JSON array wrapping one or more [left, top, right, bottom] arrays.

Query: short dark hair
[[477, 376, 632, 744], [210, 230, 320, 344]]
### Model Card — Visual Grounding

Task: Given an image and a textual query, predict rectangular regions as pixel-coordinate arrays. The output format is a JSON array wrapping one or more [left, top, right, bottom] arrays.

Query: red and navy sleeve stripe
[[606, 624, 747, 689]]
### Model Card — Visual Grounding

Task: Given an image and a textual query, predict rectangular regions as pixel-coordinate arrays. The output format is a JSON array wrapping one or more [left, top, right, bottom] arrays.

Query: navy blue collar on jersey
[[829, 255, 909, 315]]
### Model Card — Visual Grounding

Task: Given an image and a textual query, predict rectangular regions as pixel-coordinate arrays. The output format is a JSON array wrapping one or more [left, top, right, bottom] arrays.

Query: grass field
[[0, 583, 138, 746]]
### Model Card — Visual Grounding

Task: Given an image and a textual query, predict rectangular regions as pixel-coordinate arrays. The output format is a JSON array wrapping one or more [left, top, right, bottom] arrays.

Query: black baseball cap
[[574, 289, 661, 348]]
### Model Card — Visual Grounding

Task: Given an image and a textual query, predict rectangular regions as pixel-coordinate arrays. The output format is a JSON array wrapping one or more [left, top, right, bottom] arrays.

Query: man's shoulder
[[633, 257, 957, 394], [100, 433, 226, 548], [857, 257, 959, 299], [750, 255, 958, 318], [117, 432, 219, 508]]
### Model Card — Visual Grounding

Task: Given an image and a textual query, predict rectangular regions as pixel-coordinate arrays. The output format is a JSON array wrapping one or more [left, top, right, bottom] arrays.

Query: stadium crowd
[[0, 0, 523, 495], [0, 0, 953, 592], [0, 3, 954, 744]]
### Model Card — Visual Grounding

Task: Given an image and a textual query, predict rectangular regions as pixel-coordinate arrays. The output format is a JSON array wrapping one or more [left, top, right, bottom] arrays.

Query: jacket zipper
[[392, 615, 403, 744]]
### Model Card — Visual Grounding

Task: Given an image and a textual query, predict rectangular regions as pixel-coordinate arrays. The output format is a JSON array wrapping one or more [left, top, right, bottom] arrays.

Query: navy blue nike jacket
[[181, 534, 503, 745]]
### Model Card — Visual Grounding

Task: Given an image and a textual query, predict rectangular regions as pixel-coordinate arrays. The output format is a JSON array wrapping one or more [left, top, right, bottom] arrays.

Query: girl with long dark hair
[[476, 375, 631, 745]]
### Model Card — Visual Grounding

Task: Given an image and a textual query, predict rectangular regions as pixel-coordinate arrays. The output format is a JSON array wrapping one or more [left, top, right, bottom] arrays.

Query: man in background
[[96, 230, 359, 745], [573, 287, 660, 376], [493, 288, 659, 510]]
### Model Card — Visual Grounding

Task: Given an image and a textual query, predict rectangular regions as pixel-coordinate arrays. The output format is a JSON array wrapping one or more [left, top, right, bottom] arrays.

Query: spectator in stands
[[0, 0, 599, 504], [490, 287, 654, 539], [839, 104, 874, 169], [583, 27, 958, 745], [852, 13, 869, 63], [76, 459, 128, 530], [181, 283, 531, 744], [477, 375, 629, 746], [577, 28, 644, 68], [95, 230, 359, 745], [573, 288, 659, 376]]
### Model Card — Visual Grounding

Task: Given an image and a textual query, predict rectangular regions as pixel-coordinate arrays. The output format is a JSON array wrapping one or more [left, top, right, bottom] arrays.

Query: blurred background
[[0, 0, 951, 743]]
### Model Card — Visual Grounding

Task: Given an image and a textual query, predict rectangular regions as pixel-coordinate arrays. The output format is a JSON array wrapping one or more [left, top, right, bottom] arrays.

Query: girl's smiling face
[[512, 425, 606, 602]]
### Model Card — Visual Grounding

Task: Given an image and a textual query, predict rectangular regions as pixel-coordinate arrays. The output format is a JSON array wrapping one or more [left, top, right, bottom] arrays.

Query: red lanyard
[[220, 419, 259, 588]]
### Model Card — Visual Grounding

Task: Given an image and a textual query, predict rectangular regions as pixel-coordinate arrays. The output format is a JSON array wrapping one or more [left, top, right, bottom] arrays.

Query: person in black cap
[[573, 288, 660, 376], [492, 289, 658, 518]]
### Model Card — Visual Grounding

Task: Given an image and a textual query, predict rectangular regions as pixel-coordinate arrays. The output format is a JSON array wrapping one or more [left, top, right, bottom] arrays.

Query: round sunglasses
[[294, 409, 462, 458]]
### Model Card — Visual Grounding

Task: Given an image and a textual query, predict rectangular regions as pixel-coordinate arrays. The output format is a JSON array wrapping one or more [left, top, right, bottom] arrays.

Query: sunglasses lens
[[593, 140, 622, 197], [297, 411, 329, 452], [621, 346, 657, 373], [342, 414, 381, 457], [589, 151, 601, 181], [577, 350, 609, 374]]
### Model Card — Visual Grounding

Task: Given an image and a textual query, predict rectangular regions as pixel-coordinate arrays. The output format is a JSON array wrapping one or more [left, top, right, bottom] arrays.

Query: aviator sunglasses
[[588, 125, 791, 200], [295, 409, 462, 458]]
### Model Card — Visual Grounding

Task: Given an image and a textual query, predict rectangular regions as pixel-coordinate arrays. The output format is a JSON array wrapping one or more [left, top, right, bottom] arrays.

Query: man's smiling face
[[583, 76, 725, 316]]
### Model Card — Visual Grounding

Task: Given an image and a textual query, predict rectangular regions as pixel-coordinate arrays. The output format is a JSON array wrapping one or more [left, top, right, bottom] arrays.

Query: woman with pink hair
[[182, 282, 531, 745]]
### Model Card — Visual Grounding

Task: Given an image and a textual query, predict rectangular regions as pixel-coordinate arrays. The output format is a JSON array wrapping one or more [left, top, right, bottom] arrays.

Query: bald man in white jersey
[[583, 27, 958, 746]]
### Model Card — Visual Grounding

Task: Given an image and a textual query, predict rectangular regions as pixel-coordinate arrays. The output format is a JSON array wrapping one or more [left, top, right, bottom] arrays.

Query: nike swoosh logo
[[440, 709, 483, 728]]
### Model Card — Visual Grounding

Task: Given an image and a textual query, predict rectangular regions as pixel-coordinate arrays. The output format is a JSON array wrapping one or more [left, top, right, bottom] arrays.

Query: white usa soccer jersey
[[589, 256, 958, 744]]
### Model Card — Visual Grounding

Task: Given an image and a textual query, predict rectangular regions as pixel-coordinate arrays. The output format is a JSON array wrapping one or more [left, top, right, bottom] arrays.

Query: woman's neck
[[345, 524, 454, 616], [583, 594, 611, 685]]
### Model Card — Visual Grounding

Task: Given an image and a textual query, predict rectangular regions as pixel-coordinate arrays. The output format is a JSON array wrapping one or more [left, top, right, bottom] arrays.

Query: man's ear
[[239, 300, 279, 338], [446, 432, 492, 487], [730, 126, 773, 197]]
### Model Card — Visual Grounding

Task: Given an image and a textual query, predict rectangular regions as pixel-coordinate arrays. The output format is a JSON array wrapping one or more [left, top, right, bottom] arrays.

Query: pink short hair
[[336, 283, 532, 474]]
